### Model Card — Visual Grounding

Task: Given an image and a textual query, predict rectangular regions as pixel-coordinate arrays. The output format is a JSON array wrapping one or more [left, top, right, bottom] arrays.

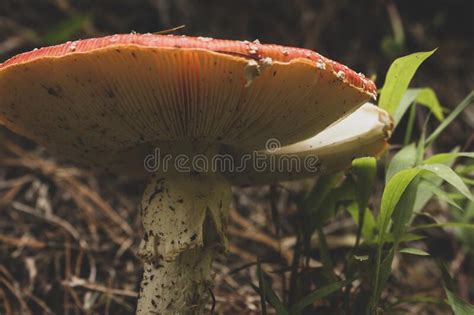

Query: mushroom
[[224, 103, 394, 185], [0, 34, 381, 314]]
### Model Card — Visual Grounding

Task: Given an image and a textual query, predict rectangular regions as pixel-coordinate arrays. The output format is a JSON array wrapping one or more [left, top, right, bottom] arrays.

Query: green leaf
[[426, 91, 474, 147], [395, 88, 444, 124], [399, 248, 430, 256], [411, 222, 474, 231], [250, 283, 289, 315], [347, 203, 376, 241], [352, 157, 377, 209], [462, 177, 474, 185], [250, 258, 288, 315], [365, 232, 425, 244], [379, 168, 421, 234], [439, 261, 474, 315], [380, 177, 421, 310], [414, 147, 460, 212], [372, 168, 421, 310], [418, 164, 473, 200], [420, 179, 463, 211], [456, 163, 474, 176], [265, 288, 289, 315], [416, 129, 427, 166], [390, 177, 420, 239], [403, 101, 417, 145], [315, 178, 355, 225], [290, 280, 350, 314], [304, 173, 345, 210], [445, 289, 474, 315], [379, 50, 436, 117], [424, 152, 474, 165], [302, 172, 348, 234], [362, 209, 376, 241], [415, 88, 444, 121], [351, 157, 377, 247], [386, 144, 417, 183], [316, 226, 334, 269], [437, 259, 455, 290], [374, 232, 426, 243], [371, 247, 396, 309]]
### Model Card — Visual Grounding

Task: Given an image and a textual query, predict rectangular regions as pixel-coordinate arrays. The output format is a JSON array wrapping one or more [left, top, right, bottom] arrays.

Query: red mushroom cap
[[0, 34, 377, 173], [1, 34, 376, 95]]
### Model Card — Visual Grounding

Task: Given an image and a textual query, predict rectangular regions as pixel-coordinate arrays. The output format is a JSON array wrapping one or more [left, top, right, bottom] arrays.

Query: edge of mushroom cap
[[0, 34, 377, 98], [275, 103, 394, 155], [225, 103, 393, 158], [222, 103, 394, 186]]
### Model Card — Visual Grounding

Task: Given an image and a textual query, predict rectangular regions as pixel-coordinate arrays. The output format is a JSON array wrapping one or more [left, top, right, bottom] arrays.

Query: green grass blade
[[425, 91, 474, 146], [411, 222, 474, 231], [352, 157, 377, 210], [390, 177, 420, 240], [347, 203, 376, 241], [381, 232, 426, 243], [414, 147, 460, 211], [423, 152, 474, 164], [250, 282, 288, 315], [252, 259, 288, 315], [379, 168, 421, 233], [265, 287, 289, 315], [395, 88, 444, 125], [420, 180, 463, 210], [403, 103, 417, 145], [386, 144, 417, 183], [290, 280, 350, 314], [415, 88, 445, 121], [445, 289, 474, 315], [372, 168, 421, 310], [316, 227, 333, 269], [396, 89, 422, 125], [418, 164, 473, 200], [379, 50, 436, 117], [437, 260, 474, 315], [371, 247, 396, 309], [416, 129, 427, 166], [399, 248, 430, 256], [304, 173, 345, 212]]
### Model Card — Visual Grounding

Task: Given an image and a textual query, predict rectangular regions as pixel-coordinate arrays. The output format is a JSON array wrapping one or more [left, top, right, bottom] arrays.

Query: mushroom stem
[[136, 170, 231, 314]]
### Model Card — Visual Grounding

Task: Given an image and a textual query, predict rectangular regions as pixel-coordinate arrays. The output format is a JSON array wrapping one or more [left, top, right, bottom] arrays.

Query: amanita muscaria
[[0, 34, 392, 314]]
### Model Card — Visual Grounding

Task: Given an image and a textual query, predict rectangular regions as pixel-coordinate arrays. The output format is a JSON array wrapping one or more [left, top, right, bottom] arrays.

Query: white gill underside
[[276, 103, 392, 155]]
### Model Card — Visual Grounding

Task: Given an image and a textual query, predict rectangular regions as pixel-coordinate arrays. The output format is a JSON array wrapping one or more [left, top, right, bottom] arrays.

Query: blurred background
[[0, 0, 473, 314]]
